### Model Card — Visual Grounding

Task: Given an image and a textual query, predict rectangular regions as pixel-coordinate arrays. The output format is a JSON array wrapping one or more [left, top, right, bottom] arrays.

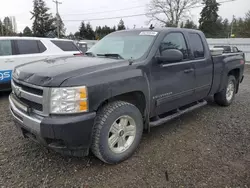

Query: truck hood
[[13, 56, 126, 86]]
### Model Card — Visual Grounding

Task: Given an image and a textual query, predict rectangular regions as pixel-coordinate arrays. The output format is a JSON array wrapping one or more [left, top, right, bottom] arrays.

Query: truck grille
[[12, 79, 44, 113], [19, 97, 43, 111], [13, 80, 43, 96]]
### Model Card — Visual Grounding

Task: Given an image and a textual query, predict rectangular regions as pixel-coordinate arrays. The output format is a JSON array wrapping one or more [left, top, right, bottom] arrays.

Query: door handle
[[5, 59, 14, 63], [184, 68, 194, 73]]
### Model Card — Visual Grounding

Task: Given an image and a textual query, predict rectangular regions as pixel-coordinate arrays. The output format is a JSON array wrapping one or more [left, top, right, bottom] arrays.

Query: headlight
[[50, 86, 88, 114]]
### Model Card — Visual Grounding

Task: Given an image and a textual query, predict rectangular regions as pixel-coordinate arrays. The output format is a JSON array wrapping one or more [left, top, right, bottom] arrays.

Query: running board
[[149, 100, 207, 127]]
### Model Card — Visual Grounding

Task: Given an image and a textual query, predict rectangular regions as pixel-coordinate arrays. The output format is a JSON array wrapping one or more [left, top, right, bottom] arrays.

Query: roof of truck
[[115, 27, 202, 34], [0, 36, 73, 41]]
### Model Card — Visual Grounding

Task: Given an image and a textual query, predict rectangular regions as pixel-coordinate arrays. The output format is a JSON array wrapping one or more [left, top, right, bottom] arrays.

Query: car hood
[[13, 56, 127, 86]]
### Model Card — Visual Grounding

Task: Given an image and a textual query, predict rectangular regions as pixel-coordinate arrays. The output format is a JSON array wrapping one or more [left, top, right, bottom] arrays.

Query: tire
[[214, 75, 237, 106], [91, 101, 143, 164]]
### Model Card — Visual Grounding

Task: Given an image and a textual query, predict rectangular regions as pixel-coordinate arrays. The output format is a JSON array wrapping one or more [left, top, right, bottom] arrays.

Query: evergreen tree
[[180, 22, 184, 28], [85, 22, 95, 40], [74, 31, 80, 39], [0, 20, 4, 36], [79, 21, 88, 39], [199, 0, 220, 38], [31, 0, 56, 37], [117, 19, 125, 30], [55, 14, 66, 37], [222, 18, 230, 37], [23, 26, 33, 36], [184, 20, 197, 29], [3, 17, 13, 35], [112, 26, 116, 32], [243, 11, 250, 37]]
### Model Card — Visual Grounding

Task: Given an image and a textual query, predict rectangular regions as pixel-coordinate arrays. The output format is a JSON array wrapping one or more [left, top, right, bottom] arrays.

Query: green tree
[[0, 20, 4, 36], [95, 25, 114, 39], [199, 0, 220, 38], [55, 14, 66, 37], [221, 18, 230, 37], [74, 31, 80, 39], [112, 26, 116, 32], [23, 26, 33, 36], [31, 0, 56, 37], [184, 20, 197, 29], [0, 19, 11, 36], [85, 22, 95, 40], [118, 19, 125, 30], [3, 17, 13, 35], [180, 22, 184, 28], [243, 11, 250, 37], [79, 21, 88, 39]]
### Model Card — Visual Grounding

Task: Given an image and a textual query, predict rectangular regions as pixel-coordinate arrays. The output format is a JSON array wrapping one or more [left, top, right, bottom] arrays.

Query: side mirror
[[157, 49, 183, 63]]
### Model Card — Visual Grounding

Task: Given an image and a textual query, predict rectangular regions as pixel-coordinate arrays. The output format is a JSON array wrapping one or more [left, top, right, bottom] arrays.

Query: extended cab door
[[150, 32, 196, 116], [187, 32, 213, 100]]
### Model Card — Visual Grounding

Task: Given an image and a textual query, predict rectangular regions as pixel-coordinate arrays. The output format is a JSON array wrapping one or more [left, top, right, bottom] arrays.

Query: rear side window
[[161, 32, 189, 59], [189, 33, 205, 58], [51, 40, 79, 51], [16, 40, 40, 54], [0, 40, 12, 56], [37, 41, 46, 53]]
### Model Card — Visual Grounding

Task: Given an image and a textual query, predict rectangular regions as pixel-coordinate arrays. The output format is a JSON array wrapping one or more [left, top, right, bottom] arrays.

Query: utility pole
[[53, 0, 62, 38]]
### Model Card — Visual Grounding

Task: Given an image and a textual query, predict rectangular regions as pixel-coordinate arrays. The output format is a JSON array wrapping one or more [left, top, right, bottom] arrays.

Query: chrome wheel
[[226, 81, 235, 101], [108, 115, 136, 154]]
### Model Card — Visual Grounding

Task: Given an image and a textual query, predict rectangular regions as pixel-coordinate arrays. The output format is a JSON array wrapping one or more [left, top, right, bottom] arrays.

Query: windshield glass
[[87, 31, 157, 60]]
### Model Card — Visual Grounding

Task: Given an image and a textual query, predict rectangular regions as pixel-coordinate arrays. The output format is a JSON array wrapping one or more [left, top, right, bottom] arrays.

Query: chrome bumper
[[9, 95, 42, 134]]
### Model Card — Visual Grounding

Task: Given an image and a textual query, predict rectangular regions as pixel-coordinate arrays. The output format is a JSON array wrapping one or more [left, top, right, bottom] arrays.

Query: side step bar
[[149, 100, 207, 127]]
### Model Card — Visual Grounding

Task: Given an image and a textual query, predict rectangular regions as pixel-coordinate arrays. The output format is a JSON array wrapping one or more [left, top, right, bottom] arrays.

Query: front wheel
[[214, 75, 237, 106], [91, 101, 143, 164]]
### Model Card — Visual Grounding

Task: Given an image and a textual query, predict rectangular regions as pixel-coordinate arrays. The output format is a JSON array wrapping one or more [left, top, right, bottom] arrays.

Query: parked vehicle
[[76, 41, 88, 53], [0, 37, 82, 91], [213, 45, 242, 53], [9, 28, 245, 164]]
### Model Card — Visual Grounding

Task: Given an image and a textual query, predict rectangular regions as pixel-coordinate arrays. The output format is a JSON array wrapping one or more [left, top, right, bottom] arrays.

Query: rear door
[[10, 39, 48, 68], [50, 40, 82, 56], [187, 32, 213, 100], [0, 39, 15, 84]]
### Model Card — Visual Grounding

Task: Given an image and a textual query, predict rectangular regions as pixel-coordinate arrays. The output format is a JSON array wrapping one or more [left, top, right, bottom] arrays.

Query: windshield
[[87, 31, 157, 60]]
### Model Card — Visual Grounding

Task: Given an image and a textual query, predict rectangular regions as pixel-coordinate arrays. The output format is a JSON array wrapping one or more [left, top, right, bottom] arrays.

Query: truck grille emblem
[[14, 86, 22, 98]]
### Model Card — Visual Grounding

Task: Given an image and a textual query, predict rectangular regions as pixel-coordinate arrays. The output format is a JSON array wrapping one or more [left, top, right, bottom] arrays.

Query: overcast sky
[[0, 0, 249, 34]]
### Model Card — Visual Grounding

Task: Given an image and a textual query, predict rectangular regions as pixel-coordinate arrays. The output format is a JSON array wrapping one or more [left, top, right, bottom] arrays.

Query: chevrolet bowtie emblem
[[14, 86, 22, 98]]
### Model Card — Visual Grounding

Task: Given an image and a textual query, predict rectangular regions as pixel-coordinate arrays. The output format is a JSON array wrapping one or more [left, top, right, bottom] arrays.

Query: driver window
[[160, 33, 188, 59]]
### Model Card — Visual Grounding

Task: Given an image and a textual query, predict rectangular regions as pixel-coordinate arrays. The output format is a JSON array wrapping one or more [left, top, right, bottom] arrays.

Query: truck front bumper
[[9, 95, 96, 157]]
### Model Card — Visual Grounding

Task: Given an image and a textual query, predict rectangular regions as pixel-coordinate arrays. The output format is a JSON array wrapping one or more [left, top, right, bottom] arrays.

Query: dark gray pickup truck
[[9, 28, 245, 164]]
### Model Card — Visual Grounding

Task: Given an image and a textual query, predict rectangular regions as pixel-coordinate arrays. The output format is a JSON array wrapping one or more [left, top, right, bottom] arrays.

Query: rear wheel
[[214, 75, 237, 106], [91, 101, 143, 164]]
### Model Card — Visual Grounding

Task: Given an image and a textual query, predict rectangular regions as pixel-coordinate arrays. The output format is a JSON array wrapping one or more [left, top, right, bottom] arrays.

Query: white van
[[0, 37, 82, 91]]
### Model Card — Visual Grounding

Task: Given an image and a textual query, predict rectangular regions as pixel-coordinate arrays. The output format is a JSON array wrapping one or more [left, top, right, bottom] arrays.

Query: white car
[[0, 37, 82, 91]]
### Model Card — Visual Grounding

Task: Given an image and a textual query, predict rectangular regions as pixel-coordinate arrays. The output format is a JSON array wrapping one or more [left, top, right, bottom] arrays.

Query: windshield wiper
[[85, 52, 95, 57], [97, 53, 124, 59]]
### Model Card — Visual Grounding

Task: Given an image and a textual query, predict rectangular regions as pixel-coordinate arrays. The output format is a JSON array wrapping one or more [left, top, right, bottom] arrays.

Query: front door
[[150, 32, 196, 116]]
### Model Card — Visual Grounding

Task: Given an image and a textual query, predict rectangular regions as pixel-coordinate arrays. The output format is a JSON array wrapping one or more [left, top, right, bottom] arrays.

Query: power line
[[63, 13, 146, 22], [62, 5, 145, 16], [61, 0, 144, 15], [63, 0, 236, 22]]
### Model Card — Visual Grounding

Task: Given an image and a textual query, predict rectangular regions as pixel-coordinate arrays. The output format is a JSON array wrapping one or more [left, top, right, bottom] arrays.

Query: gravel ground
[[0, 66, 250, 188]]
